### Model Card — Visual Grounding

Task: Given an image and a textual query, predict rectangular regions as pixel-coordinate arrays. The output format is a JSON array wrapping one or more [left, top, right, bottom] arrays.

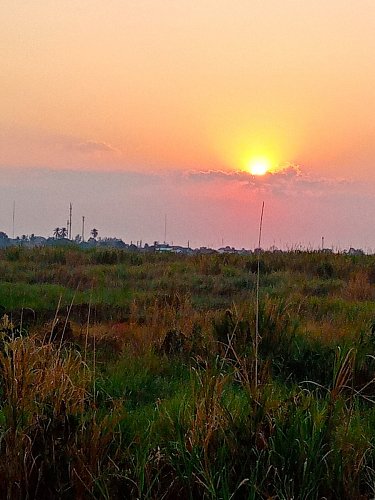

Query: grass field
[[1, 246, 375, 498]]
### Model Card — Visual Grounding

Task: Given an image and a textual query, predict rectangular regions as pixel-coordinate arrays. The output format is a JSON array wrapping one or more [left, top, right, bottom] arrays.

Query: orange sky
[[2, 1, 375, 248], [2, 0, 375, 178]]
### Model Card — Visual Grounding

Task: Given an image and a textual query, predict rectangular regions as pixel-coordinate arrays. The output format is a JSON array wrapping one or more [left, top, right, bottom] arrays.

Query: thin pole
[[69, 203, 72, 240], [82, 216, 85, 242], [12, 201, 15, 239], [255, 201, 265, 389], [164, 214, 167, 244]]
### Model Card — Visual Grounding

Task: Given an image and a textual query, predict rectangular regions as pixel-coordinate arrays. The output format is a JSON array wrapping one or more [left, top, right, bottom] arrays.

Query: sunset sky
[[2, 1, 375, 249]]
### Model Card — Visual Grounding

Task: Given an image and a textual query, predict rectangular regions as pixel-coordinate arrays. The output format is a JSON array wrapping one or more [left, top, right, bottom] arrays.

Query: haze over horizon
[[2, 1, 375, 249]]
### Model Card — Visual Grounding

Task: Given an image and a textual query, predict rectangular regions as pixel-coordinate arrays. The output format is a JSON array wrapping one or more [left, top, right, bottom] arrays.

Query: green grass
[[0, 281, 76, 310], [0, 280, 131, 313]]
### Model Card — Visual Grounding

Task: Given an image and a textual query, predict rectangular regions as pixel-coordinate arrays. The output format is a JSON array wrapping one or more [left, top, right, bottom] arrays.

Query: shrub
[[316, 260, 335, 279]]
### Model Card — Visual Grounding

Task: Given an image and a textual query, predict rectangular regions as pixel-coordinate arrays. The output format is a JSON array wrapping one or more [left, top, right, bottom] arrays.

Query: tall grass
[[0, 322, 122, 499], [0, 248, 375, 497]]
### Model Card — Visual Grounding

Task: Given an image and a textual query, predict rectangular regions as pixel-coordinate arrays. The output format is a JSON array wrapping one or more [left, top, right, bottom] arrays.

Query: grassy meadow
[[1, 246, 375, 498]]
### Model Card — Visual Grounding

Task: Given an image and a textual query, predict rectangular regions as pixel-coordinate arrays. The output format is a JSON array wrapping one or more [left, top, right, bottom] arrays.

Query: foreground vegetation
[[1, 246, 375, 498]]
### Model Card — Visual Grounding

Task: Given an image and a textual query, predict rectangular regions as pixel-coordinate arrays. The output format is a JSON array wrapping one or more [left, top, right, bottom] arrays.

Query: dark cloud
[[184, 164, 352, 198]]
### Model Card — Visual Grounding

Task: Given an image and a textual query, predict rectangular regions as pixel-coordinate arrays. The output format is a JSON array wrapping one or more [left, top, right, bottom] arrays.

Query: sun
[[248, 158, 270, 176]]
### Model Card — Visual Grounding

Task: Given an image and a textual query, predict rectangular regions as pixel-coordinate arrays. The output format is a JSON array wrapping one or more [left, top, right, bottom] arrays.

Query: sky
[[1, 1, 375, 249]]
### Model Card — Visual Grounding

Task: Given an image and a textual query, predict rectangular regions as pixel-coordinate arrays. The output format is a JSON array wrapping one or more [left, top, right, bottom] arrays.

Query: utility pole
[[69, 203, 72, 240], [322, 236, 325, 250], [82, 216, 85, 242]]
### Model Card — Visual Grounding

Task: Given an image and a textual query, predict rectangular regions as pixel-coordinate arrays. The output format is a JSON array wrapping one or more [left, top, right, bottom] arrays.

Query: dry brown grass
[[0, 331, 122, 499], [303, 320, 354, 344], [345, 271, 374, 301], [187, 369, 229, 457], [0, 336, 89, 429], [121, 295, 214, 355]]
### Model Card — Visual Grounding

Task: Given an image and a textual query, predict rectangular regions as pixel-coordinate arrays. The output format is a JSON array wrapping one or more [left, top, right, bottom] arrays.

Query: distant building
[[218, 246, 236, 254], [154, 243, 193, 254], [155, 244, 173, 253]]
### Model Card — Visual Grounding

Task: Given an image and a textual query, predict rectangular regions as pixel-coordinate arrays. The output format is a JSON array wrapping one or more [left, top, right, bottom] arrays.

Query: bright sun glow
[[248, 158, 270, 176]]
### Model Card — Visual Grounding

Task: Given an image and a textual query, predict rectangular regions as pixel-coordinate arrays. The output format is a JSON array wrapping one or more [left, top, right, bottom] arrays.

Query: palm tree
[[60, 227, 68, 239], [91, 228, 98, 239], [53, 227, 60, 239]]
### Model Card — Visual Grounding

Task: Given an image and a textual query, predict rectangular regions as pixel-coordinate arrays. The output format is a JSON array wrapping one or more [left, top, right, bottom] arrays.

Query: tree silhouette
[[53, 227, 60, 239], [91, 228, 98, 239], [60, 227, 68, 239]]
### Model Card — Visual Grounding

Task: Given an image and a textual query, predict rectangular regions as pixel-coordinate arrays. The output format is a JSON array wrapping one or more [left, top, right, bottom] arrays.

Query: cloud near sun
[[184, 164, 351, 198]]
